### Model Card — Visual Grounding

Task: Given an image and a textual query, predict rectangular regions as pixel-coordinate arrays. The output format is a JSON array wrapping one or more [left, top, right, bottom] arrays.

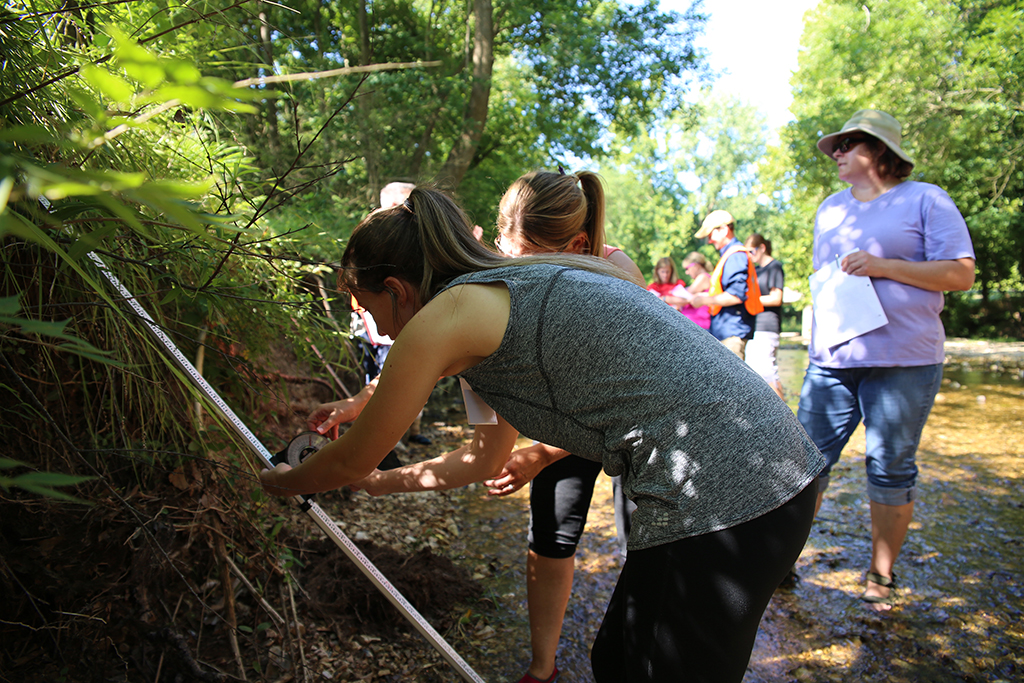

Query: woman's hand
[[484, 456, 536, 496], [484, 443, 568, 496], [840, 250, 882, 277], [260, 463, 294, 497], [307, 380, 379, 434], [841, 251, 976, 291], [307, 401, 354, 434]]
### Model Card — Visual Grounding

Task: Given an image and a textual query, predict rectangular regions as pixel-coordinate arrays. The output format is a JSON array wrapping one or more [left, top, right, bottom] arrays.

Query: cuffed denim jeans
[[797, 363, 942, 506]]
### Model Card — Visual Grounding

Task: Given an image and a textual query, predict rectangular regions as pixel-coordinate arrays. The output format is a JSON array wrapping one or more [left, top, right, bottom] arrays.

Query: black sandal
[[860, 571, 896, 607]]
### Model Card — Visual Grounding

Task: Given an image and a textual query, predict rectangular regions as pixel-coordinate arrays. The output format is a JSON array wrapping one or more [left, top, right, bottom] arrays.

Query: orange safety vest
[[708, 245, 764, 316]]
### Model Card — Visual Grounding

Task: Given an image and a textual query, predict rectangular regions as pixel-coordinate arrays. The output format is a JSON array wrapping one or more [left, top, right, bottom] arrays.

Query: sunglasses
[[834, 136, 871, 155]]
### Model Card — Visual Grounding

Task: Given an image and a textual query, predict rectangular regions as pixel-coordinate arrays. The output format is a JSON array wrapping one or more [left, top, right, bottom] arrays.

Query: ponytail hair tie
[[403, 197, 415, 214], [558, 165, 566, 175]]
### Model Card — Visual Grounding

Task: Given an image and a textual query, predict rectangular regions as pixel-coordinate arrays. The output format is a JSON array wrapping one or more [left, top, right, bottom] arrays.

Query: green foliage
[[204, 0, 709, 240], [942, 290, 1024, 340], [1, 0, 357, 514], [601, 164, 692, 275], [0, 457, 95, 503], [601, 92, 769, 281], [0, 294, 117, 364], [763, 0, 1024, 329]]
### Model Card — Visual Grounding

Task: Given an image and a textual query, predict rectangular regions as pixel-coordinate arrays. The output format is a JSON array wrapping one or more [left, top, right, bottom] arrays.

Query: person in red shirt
[[647, 257, 686, 311]]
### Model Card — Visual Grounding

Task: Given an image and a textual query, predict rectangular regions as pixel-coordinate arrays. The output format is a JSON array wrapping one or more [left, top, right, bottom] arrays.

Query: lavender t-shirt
[[810, 181, 975, 368]]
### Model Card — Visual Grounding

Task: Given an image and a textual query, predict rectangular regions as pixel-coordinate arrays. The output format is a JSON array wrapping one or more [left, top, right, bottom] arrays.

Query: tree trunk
[[439, 0, 493, 189], [257, 0, 282, 167], [357, 0, 380, 203]]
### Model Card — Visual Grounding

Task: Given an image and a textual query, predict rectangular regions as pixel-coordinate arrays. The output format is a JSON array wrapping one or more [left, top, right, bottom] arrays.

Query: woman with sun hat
[[798, 109, 976, 610]]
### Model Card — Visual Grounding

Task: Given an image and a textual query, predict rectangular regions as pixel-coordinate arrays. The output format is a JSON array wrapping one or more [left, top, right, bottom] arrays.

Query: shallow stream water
[[443, 347, 1024, 683]]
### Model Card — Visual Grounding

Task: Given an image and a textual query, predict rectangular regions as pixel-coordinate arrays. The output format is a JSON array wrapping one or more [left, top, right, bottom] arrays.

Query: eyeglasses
[[834, 136, 871, 155]]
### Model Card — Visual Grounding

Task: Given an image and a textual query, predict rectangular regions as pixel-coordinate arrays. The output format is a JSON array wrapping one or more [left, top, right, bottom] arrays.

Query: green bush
[[941, 290, 1024, 340]]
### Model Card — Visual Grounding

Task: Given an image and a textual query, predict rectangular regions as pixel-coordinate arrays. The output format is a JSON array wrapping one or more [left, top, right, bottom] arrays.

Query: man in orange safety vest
[[689, 210, 763, 360]]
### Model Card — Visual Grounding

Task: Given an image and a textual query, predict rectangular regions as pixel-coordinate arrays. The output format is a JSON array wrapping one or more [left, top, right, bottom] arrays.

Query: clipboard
[[809, 250, 889, 348]]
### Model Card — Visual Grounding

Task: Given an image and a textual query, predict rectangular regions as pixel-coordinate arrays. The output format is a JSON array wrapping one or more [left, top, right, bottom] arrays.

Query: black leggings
[[591, 483, 817, 683], [528, 454, 604, 558]]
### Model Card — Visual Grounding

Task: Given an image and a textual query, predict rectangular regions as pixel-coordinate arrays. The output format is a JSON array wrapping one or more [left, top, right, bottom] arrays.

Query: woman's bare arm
[[842, 252, 976, 292], [760, 287, 784, 308], [353, 418, 522, 495], [260, 283, 510, 497], [484, 442, 572, 495], [608, 249, 646, 287]]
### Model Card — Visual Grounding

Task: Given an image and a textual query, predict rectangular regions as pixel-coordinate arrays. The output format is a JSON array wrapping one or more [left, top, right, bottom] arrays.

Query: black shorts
[[527, 454, 604, 559]]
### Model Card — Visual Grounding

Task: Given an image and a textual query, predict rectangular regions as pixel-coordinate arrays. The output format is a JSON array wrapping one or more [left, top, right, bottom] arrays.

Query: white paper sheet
[[669, 282, 693, 301], [808, 250, 889, 348], [459, 377, 497, 425]]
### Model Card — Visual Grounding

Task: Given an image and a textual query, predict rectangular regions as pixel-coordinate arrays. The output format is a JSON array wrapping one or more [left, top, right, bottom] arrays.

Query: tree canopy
[[761, 0, 1023, 332], [602, 93, 769, 277], [200, 0, 711, 231], [0, 0, 715, 524]]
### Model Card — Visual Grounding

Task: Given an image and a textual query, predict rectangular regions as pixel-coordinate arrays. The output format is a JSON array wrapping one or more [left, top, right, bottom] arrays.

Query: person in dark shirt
[[744, 234, 785, 399]]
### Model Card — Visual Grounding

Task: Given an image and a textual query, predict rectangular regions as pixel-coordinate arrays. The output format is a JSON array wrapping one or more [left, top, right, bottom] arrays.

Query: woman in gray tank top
[[261, 187, 824, 683]]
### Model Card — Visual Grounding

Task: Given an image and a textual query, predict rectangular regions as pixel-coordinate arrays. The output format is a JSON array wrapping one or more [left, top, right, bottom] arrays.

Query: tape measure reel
[[273, 431, 330, 468]]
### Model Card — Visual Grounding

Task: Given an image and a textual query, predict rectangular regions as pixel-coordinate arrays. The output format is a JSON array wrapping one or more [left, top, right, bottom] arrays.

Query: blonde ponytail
[[497, 170, 607, 256], [341, 186, 630, 309]]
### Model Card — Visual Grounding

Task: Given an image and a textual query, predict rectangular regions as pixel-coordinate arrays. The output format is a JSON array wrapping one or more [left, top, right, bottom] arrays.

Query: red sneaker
[[516, 667, 558, 683]]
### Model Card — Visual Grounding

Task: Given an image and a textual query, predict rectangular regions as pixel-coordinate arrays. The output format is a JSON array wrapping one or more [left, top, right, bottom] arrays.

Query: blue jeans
[[797, 363, 942, 506]]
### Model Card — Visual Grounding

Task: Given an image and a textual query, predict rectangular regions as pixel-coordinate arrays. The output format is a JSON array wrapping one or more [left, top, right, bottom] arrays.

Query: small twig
[[290, 316, 353, 399], [0, 554, 56, 646], [314, 276, 340, 331], [308, 343, 353, 398], [213, 524, 248, 681], [286, 579, 308, 683], [89, 61, 441, 150], [232, 60, 441, 88], [269, 373, 335, 392], [225, 556, 286, 628], [279, 582, 298, 676], [154, 593, 186, 683]]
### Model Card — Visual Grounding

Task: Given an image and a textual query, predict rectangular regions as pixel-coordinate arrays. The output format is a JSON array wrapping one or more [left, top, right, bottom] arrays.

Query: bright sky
[[665, 0, 821, 133]]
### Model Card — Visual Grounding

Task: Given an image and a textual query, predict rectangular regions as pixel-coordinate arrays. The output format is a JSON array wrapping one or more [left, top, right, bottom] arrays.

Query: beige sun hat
[[694, 209, 735, 239], [816, 109, 914, 167]]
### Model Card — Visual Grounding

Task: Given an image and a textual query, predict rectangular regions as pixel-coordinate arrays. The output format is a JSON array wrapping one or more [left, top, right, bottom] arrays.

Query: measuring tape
[[87, 252, 486, 683]]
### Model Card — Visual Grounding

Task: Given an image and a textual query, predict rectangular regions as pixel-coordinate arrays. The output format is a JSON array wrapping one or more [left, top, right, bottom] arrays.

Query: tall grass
[[1, 4, 363, 678]]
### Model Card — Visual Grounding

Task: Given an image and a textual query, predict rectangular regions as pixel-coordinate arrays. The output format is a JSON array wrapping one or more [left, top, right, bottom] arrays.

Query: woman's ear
[[382, 276, 418, 309], [567, 232, 590, 255]]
